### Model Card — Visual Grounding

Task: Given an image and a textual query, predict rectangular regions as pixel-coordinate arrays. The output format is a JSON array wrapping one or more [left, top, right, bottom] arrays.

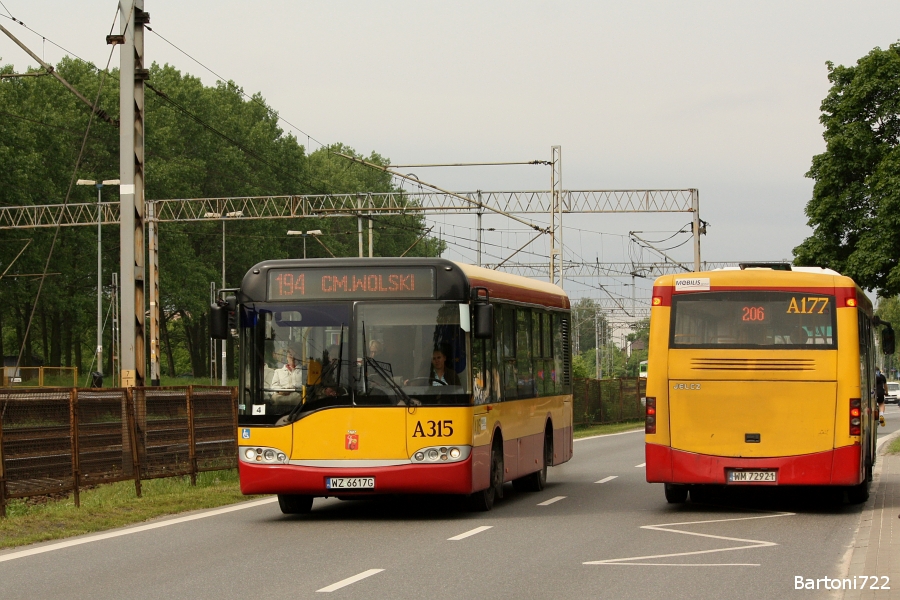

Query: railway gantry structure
[[0, 188, 701, 382]]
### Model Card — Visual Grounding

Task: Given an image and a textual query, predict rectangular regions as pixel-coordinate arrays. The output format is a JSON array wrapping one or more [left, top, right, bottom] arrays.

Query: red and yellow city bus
[[644, 264, 892, 504], [211, 258, 573, 513]]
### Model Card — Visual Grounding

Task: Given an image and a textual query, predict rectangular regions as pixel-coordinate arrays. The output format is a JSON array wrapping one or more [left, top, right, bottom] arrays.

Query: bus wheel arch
[[469, 432, 504, 511], [512, 421, 552, 493]]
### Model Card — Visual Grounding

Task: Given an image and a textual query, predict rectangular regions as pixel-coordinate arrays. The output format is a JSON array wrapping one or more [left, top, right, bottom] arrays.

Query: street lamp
[[205, 210, 243, 385], [77, 178, 120, 381], [287, 229, 323, 259]]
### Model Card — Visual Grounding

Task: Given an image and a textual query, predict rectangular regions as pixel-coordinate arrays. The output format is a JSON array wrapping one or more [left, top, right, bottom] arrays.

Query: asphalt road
[[2, 408, 899, 600]]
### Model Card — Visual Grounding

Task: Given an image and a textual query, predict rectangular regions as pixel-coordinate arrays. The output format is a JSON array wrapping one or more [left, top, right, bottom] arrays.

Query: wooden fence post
[[618, 378, 624, 422], [70, 388, 81, 508], [187, 386, 197, 486], [0, 401, 6, 518], [126, 389, 142, 498]]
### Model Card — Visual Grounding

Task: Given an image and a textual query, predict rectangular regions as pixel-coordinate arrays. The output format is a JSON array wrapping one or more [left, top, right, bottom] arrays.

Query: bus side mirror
[[882, 326, 895, 355], [474, 303, 494, 339], [210, 302, 229, 340]]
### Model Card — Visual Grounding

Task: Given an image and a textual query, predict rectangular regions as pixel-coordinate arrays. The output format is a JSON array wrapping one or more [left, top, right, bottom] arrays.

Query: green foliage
[[794, 43, 900, 296], [0, 58, 443, 378], [876, 296, 900, 377]]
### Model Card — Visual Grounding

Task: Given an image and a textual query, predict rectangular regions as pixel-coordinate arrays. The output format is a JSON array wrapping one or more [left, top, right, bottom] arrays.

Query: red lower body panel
[[240, 457, 474, 496], [645, 443, 862, 486]]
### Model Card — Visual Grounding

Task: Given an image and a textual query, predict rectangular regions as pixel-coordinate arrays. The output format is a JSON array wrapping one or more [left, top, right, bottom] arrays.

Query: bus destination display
[[268, 267, 435, 300]]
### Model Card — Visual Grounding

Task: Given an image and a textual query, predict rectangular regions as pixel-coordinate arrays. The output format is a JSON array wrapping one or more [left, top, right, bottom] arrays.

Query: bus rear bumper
[[645, 443, 863, 486], [239, 456, 475, 496]]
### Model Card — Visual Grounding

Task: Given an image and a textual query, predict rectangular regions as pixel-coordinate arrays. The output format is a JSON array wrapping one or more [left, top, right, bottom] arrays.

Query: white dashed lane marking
[[317, 569, 384, 593], [595, 476, 618, 484], [448, 526, 493, 541], [537, 496, 566, 506], [635, 463, 646, 468]]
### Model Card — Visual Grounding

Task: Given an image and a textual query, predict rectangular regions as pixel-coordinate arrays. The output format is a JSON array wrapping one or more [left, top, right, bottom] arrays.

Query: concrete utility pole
[[118, 0, 149, 388]]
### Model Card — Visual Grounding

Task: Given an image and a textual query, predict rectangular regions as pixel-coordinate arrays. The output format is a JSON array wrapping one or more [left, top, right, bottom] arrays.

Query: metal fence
[[1, 366, 79, 387], [0, 386, 237, 517], [572, 376, 646, 427]]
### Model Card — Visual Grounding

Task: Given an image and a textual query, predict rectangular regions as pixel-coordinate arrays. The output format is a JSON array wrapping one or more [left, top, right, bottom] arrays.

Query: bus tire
[[664, 483, 688, 503], [846, 480, 870, 505], [278, 494, 314, 514], [689, 485, 712, 504], [469, 443, 503, 511], [513, 429, 551, 493]]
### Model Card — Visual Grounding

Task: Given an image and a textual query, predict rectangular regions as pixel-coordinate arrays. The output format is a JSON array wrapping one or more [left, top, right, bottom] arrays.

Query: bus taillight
[[849, 398, 861, 435], [645, 397, 657, 434]]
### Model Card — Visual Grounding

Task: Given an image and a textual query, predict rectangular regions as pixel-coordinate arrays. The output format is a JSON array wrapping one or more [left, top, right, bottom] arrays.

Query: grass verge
[[574, 419, 643, 439], [0, 469, 255, 550], [887, 435, 900, 455]]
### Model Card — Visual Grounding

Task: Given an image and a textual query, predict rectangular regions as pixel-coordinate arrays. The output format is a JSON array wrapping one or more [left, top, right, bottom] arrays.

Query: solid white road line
[[448, 526, 493, 541], [584, 511, 795, 566], [0, 497, 278, 564], [634, 463, 646, 468], [316, 569, 384, 593], [537, 496, 566, 506], [595, 476, 618, 484]]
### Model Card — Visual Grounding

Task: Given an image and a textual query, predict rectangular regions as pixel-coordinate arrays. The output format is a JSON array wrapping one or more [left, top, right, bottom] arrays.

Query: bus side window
[[517, 309, 534, 398], [498, 305, 518, 401], [472, 337, 493, 405]]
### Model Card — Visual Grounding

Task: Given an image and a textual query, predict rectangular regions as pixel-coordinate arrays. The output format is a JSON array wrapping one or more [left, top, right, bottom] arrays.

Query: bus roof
[[652, 268, 872, 312], [454, 262, 569, 309]]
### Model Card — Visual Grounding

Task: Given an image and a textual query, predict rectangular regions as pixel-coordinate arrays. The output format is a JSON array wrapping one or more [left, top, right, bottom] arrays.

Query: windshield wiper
[[279, 325, 346, 424], [362, 355, 419, 406]]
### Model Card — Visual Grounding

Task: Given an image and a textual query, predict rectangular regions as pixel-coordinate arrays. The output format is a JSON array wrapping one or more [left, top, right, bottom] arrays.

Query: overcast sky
[[2, 1, 898, 310]]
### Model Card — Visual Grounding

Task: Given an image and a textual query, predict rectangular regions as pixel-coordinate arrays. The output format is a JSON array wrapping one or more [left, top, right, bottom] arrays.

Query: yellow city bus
[[644, 264, 893, 504], [211, 258, 573, 513]]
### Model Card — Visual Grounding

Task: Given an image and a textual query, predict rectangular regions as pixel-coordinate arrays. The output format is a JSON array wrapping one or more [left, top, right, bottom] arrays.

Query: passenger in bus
[[271, 345, 303, 403], [428, 346, 460, 386]]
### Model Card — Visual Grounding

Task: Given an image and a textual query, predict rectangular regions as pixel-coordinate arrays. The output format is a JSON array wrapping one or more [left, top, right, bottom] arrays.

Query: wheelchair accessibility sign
[[241, 428, 251, 439]]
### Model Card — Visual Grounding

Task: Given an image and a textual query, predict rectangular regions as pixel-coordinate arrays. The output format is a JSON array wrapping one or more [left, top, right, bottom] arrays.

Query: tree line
[[0, 57, 442, 382]]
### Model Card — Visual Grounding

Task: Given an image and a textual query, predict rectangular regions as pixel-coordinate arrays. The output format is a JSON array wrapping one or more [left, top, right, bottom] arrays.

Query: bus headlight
[[410, 446, 471, 464], [240, 446, 289, 464]]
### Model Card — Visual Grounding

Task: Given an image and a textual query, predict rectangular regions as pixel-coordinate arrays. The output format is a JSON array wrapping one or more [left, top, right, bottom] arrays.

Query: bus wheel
[[846, 480, 870, 505], [278, 494, 314, 514], [664, 484, 688, 504], [469, 445, 503, 511], [513, 432, 550, 493], [689, 485, 712, 504]]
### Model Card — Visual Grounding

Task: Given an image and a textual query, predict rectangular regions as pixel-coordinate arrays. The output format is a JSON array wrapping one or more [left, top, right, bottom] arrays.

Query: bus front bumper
[[239, 456, 476, 496], [645, 443, 863, 486]]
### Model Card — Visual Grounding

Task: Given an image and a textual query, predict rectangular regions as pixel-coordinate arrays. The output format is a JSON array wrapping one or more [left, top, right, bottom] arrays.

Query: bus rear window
[[670, 291, 836, 349]]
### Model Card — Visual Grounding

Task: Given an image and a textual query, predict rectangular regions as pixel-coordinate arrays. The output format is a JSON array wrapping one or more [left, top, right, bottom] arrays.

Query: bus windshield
[[356, 302, 470, 406], [239, 301, 471, 424], [670, 291, 836, 349]]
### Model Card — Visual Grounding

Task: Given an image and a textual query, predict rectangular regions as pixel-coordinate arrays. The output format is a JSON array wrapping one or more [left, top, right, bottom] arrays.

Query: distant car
[[886, 381, 900, 404]]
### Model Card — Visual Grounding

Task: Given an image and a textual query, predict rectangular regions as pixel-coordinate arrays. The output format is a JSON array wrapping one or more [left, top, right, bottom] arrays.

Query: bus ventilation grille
[[690, 358, 816, 371]]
